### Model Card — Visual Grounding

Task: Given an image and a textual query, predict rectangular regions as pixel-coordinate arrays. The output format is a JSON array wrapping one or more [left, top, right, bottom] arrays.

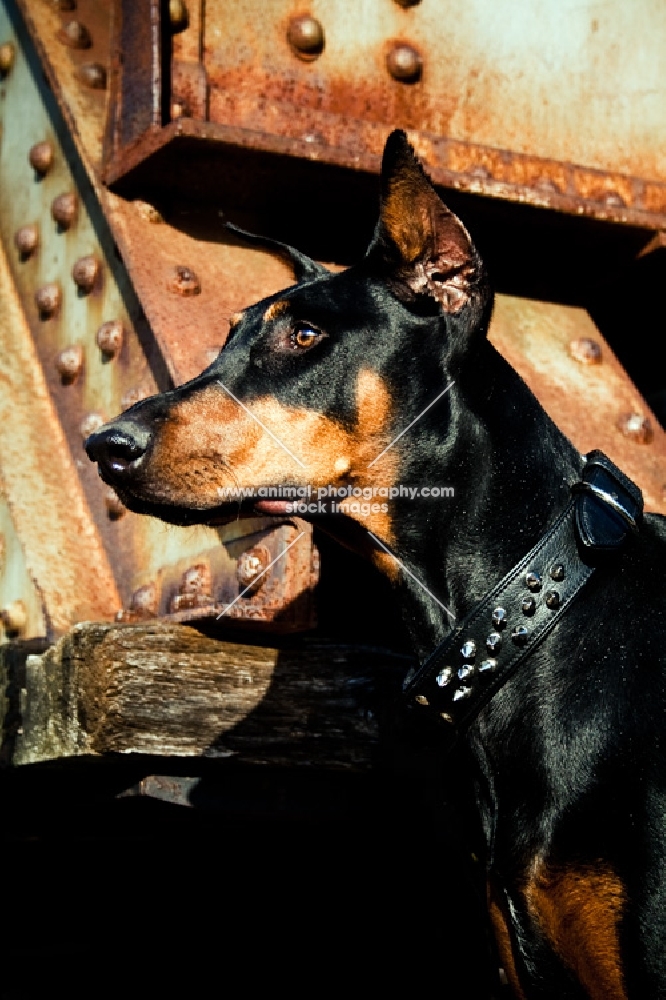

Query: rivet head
[[80, 411, 105, 438], [168, 265, 201, 296], [387, 43, 422, 82], [479, 658, 498, 675], [120, 386, 150, 411], [236, 544, 271, 592], [182, 563, 211, 595], [0, 41, 16, 74], [486, 632, 502, 653], [14, 224, 39, 258], [1, 600, 28, 635], [287, 15, 324, 60], [511, 625, 529, 645], [77, 62, 107, 89], [72, 254, 101, 292], [550, 563, 565, 581], [29, 141, 54, 176], [128, 582, 158, 618], [57, 20, 92, 49], [521, 596, 536, 616], [435, 666, 453, 687], [525, 570, 542, 592], [169, 0, 189, 32], [96, 320, 124, 357], [491, 606, 507, 629], [415, 694, 429, 706], [545, 590, 561, 610], [460, 639, 476, 660], [104, 486, 126, 519], [569, 337, 602, 365], [34, 282, 61, 318], [51, 192, 78, 229], [453, 685, 472, 702], [55, 344, 84, 382], [618, 413, 653, 445], [458, 663, 475, 681]]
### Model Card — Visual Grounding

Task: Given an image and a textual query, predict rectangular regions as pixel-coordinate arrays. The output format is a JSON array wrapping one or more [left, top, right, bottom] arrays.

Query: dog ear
[[224, 222, 328, 283], [369, 130, 484, 314]]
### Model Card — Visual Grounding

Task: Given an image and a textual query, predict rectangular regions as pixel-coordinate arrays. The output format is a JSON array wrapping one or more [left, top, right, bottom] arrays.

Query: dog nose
[[85, 423, 151, 476]]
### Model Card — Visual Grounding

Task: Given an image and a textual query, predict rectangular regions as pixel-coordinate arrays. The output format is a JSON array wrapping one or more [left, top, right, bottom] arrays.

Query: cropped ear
[[224, 222, 328, 284], [368, 131, 485, 313]]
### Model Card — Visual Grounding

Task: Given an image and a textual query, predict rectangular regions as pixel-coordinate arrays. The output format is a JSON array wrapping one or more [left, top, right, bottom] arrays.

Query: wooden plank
[[1, 622, 408, 769]]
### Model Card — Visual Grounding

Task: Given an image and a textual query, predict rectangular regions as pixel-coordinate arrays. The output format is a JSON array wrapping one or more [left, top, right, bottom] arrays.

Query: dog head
[[86, 131, 492, 551]]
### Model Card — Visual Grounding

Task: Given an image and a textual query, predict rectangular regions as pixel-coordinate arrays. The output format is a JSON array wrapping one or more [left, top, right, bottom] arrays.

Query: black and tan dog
[[87, 131, 666, 998]]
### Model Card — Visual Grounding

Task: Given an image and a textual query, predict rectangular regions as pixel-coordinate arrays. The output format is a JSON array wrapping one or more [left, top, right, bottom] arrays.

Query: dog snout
[[85, 422, 151, 477]]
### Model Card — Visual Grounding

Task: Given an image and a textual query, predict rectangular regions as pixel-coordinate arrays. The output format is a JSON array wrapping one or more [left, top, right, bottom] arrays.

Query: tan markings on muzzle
[[262, 299, 289, 323], [229, 311, 245, 329], [134, 371, 399, 572]]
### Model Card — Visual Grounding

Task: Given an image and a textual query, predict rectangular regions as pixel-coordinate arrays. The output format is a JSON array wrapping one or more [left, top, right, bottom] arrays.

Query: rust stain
[[489, 295, 666, 515], [524, 858, 627, 1000]]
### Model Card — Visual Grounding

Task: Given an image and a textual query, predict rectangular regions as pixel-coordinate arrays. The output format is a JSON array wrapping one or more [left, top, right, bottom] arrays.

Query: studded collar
[[402, 451, 643, 738]]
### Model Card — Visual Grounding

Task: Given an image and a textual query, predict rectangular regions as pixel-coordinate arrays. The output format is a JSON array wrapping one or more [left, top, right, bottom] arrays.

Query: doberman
[[87, 131, 666, 998]]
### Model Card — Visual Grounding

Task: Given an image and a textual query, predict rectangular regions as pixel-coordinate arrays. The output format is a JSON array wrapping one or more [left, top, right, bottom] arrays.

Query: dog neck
[[386, 341, 583, 661]]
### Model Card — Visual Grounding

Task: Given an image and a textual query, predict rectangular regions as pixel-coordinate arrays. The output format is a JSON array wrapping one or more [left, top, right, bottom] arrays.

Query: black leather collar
[[402, 451, 643, 736]]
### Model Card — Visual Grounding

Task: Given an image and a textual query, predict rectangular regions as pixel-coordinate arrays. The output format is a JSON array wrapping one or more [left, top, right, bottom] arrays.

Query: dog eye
[[290, 323, 323, 350]]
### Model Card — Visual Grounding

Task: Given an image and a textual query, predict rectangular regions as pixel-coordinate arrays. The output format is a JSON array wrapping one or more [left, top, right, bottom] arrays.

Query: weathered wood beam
[[1, 622, 409, 769]]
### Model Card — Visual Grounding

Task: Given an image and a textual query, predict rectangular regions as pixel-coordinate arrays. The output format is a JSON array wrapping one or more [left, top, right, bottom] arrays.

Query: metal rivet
[[545, 590, 561, 610], [34, 282, 61, 318], [479, 658, 498, 675], [169, 0, 189, 32], [29, 141, 54, 176], [182, 563, 211, 595], [0, 41, 15, 74], [287, 16, 325, 60], [491, 607, 507, 629], [128, 582, 158, 618], [236, 545, 271, 593], [80, 411, 105, 438], [168, 265, 201, 296], [415, 694, 429, 706], [72, 254, 101, 292], [387, 43, 422, 82], [51, 192, 78, 229], [133, 200, 164, 224], [511, 626, 529, 645], [435, 666, 453, 687], [618, 413, 653, 445], [77, 62, 107, 89], [460, 639, 476, 660], [14, 224, 39, 258], [55, 344, 84, 382], [104, 487, 126, 520], [453, 685, 472, 702], [525, 570, 542, 592], [458, 663, 475, 681], [96, 320, 124, 357], [1, 600, 28, 635], [569, 337, 602, 365], [486, 632, 502, 653], [57, 20, 91, 49], [550, 563, 565, 581], [521, 596, 536, 616]]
